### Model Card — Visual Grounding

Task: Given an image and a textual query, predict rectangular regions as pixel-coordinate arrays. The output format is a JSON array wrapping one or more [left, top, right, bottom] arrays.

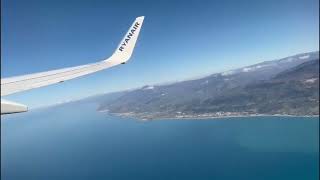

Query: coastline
[[98, 111, 319, 121], [154, 114, 320, 121]]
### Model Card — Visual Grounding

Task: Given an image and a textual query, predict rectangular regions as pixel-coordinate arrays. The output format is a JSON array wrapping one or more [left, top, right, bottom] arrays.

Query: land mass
[[95, 51, 319, 120]]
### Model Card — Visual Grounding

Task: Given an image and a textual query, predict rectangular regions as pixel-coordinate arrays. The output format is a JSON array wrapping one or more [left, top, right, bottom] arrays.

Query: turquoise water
[[1, 103, 319, 180]]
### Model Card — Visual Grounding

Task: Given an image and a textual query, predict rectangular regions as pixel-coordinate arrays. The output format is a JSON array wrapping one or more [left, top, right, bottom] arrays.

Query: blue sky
[[1, 0, 319, 108]]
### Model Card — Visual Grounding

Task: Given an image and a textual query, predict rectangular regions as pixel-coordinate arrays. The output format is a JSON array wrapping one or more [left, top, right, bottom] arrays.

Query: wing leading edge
[[1, 16, 144, 114]]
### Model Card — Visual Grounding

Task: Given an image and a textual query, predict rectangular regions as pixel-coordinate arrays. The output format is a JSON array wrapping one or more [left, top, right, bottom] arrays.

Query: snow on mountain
[[221, 70, 235, 76]]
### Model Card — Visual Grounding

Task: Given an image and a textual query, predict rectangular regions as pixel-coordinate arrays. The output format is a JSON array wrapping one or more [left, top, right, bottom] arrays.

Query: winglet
[[108, 16, 145, 64]]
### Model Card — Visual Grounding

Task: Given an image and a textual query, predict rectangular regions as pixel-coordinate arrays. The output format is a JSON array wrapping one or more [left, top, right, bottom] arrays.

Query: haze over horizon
[[1, 0, 319, 108]]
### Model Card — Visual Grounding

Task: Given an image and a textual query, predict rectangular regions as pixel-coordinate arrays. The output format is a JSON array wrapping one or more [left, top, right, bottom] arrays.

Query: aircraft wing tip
[[136, 16, 145, 20]]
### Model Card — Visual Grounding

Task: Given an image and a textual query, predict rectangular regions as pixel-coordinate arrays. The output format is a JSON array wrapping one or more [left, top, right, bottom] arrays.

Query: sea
[[1, 102, 319, 180]]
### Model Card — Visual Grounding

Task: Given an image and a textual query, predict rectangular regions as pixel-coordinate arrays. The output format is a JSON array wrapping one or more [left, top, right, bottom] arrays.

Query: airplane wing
[[1, 16, 144, 114]]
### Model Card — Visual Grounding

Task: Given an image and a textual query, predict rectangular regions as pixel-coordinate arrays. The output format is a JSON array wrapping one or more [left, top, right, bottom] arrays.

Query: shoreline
[[99, 111, 319, 121], [153, 114, 319, 121]]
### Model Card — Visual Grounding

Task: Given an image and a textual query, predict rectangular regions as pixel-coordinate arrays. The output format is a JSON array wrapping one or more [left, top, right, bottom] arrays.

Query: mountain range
[[89, 51, 319, 120]]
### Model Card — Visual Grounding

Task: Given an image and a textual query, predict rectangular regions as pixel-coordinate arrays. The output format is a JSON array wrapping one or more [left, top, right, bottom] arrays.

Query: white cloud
[[299, 55, 310, 59], [143, 86, 154, 90], [305, 78, 318, 83], [242, 67, 252, 72]]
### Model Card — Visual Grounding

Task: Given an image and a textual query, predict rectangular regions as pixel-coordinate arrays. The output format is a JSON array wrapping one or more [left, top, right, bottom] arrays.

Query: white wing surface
[[1, 16, 144, 97], [1, 16, 144, 115]]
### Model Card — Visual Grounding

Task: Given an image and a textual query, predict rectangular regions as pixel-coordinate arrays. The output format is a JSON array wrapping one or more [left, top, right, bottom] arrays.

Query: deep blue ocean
[[1, 102, 319, 180]]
